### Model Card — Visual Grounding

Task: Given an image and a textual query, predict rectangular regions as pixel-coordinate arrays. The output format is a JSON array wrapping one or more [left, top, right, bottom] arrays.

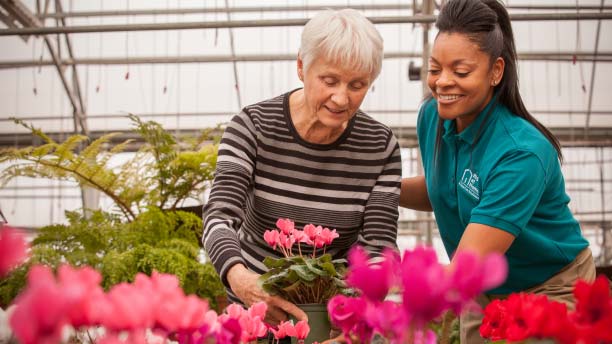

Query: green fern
[[0, 115, 219, 221], [0, 116, 226, 310]]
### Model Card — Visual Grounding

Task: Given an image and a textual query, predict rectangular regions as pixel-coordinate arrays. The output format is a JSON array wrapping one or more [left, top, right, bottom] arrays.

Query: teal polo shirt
[[417, 97, 589, 294]]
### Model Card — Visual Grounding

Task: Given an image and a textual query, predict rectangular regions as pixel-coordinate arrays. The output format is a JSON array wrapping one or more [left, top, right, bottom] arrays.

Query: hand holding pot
[[227, 263, 307, 326]]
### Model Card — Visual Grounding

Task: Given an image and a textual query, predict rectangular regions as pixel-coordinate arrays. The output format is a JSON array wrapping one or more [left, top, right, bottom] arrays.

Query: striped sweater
[[202, 90, 402, 301]]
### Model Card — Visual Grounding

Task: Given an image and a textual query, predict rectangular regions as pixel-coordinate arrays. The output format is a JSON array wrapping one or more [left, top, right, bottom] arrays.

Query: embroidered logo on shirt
[[459, 169, 480, 200]]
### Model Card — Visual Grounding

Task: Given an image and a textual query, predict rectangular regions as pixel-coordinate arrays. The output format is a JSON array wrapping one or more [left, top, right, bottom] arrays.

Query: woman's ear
[[297, 55, 304, 82], [491, 57, 505, 86]]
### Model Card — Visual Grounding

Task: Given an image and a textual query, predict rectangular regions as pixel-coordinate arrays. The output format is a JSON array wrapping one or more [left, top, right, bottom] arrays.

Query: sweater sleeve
[[358, 134, 402, 255], [202, 111, 257, 287]]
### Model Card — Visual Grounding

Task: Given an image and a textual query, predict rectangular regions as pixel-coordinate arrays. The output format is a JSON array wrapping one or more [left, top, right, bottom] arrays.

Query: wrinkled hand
[[226, 264, 307, 326]]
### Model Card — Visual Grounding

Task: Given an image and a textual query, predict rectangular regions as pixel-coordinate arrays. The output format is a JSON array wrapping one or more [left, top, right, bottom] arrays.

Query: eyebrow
[[429, 56, 477, 67]]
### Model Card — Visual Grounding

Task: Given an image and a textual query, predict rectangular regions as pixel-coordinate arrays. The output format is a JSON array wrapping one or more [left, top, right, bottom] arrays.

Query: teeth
[[439, 94, 461, 100]]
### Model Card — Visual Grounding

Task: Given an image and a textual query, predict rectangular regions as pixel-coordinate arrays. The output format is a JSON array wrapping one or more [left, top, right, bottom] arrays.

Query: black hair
[[432, 0, 563, 162]]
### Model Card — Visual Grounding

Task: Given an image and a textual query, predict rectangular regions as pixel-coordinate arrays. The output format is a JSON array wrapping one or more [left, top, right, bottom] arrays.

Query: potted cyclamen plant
[[258, 218, 350, 343]]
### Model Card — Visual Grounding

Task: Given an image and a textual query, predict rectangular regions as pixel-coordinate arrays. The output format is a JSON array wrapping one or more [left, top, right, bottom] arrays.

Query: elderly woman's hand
[[226, 264, 307, 326]]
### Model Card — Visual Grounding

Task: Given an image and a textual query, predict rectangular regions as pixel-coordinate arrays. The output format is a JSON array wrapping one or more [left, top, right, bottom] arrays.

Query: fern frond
[[12, 118, 54, 144]]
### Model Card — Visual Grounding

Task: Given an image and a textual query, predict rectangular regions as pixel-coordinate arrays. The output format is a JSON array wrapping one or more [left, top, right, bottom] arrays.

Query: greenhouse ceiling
[[0, 0, 611, 149]]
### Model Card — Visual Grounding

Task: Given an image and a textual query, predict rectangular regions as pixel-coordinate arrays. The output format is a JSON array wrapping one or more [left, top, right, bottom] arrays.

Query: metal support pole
[[585, 0, 605, 137]]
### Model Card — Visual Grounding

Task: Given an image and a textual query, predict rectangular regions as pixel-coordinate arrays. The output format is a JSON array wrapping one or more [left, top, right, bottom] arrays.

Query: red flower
[[480, 299, 509, 340], [571, 275, 612, 343]]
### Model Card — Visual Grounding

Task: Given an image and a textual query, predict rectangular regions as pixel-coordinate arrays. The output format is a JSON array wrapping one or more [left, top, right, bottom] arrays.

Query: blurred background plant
[[0, 116, 226, 310]]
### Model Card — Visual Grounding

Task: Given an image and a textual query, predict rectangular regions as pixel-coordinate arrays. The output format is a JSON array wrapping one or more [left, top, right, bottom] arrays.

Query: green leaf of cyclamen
[[263, 256, 287, 269], [318, 254, 333, 263], [320, 261, 338, 276], [289, 265, 317, 282]]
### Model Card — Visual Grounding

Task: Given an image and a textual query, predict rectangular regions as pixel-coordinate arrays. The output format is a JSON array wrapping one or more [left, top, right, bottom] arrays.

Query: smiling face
[[427, 32, 504, 132], [297, 56, 372, 134]]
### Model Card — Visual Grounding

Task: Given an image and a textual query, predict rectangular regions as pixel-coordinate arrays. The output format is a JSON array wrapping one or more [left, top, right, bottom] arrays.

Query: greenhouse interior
[[0, 0, 611, 343]]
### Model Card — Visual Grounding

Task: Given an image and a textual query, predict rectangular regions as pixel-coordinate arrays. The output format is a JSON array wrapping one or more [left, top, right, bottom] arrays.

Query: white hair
[[299, 9, 384, 80]]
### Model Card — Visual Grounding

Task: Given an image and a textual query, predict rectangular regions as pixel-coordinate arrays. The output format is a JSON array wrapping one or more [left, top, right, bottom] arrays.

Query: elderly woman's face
[[299, 56, 372, 130]]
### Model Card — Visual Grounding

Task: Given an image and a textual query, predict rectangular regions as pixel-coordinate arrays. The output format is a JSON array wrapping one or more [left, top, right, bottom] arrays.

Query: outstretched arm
[[399, 176, 433, 211]]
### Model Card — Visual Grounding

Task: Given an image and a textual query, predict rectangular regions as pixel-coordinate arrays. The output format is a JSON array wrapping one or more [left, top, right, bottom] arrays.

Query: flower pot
[[293, 303, 331, 343]]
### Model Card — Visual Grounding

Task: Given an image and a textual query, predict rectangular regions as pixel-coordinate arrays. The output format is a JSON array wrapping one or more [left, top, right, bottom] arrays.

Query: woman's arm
[[358, 137, 402, 254], [399, 176, 433, 211], [456, 223, 515, 257]]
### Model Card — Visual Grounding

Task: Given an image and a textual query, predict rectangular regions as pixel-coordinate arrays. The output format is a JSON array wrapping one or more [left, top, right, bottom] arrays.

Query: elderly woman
[[203, 9, 401, 326]]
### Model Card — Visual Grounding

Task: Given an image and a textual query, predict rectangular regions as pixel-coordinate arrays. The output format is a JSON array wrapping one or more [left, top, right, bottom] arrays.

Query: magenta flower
[[276, 218, 295, 235], [401, 246, 451, 326], [364, 300, 408, 341], [216, 317, 242, 344], [0, 225, 28, 276], [346, 246, 397, 303], [447, 250, 508, 314], [327, 294, 367, 335]]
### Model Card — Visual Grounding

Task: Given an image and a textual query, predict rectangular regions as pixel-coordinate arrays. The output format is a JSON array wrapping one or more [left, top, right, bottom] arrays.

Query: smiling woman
[[399, 0, 596, 343], [202, 8, 402, 342]]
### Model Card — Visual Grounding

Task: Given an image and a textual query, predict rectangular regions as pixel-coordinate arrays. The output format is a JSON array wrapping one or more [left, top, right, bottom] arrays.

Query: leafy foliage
[[0, 115, 220, 221], [0, 208, 226, 310], [259, 254, 349, 304], [0, 116, 227, 310]]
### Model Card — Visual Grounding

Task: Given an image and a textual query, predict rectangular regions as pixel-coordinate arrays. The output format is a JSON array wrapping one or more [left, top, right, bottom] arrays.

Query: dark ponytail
[[433, 0, 563, 162]]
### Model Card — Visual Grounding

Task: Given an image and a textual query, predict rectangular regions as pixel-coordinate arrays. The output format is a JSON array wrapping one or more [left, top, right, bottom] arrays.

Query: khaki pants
[[460, 248, 596, 344]]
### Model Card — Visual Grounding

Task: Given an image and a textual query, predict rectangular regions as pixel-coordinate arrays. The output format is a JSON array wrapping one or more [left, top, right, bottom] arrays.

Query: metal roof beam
[[1, 12, 611, 36], [1, 51, 611, 69], [34, 4, 612, 20]]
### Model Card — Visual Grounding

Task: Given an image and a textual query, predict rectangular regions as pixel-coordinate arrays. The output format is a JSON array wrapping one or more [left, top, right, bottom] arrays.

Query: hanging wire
[[125, 0, 130, 80], [214, 0, 219, 46], [32, 39, 38, 95], [176, 0, 182, 135], [575, 0, 587, 93], [164, 0, 170, 94], [526, 8, 537, 107], [11, 70, 20, 216], [96, 0, 103, 92]]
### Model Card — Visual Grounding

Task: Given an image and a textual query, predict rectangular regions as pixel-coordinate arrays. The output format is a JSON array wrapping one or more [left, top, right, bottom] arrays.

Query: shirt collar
[[442, 94, 499, 145]]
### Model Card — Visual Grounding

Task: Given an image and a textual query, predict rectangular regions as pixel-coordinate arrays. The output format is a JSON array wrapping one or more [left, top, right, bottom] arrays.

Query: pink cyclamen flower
[[278, 233, 296, 250], [346, 246, 397, 303], [447, 250, 507, 314], [271, 320, 294, 339], [263, 229, 280, 249], [0, 225, 28, 276], [401, 246, 451, 326], [224, 303, 247, 320], [288, 320, 310, 340], [319, 227, 339, 246], [276, 218, 295, 235], [9, 265, 68, 344], [303, 224, 322, 241], [56, 264, 104, 327], [327, 294, 367, 335], [103, 282, 155, 331], [365, 300, 408, 341], [248, 301, 267, 320]]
